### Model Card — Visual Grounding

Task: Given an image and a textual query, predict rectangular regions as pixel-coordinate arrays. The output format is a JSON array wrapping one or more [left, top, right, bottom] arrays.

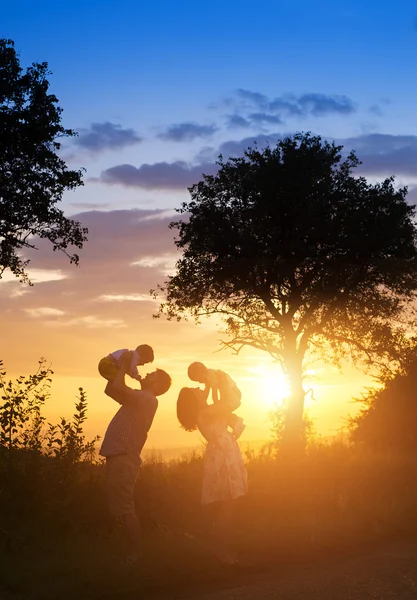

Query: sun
[[249, 364, 291, 408]]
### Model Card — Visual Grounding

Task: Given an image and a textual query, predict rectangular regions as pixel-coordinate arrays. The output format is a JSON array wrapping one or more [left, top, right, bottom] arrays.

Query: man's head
[[136, 344, 154, 365], [141, 369, 171, 396], [188, 362, 208, 383]]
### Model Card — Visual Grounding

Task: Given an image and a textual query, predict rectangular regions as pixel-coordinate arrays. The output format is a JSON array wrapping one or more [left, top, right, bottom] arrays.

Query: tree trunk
[[283, 357, 306, 451]]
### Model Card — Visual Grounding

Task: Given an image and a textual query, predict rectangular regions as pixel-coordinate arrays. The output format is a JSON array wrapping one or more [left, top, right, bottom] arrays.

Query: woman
[[176, 387, 248, 564]]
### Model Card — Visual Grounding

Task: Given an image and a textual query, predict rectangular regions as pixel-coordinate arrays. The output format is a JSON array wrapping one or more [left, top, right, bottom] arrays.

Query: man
[[99, 350, 171, 562]]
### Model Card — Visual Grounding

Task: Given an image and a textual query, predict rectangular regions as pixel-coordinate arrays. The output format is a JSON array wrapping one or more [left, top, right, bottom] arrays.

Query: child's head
[[136, 344, 154, 365], [177, 387, 202, 432], [188, 362, 208, 383], [141, 369, 171, 396]]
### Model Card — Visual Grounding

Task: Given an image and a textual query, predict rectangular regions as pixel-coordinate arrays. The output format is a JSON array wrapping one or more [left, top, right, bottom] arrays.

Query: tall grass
[[1, 360, 417, 599]]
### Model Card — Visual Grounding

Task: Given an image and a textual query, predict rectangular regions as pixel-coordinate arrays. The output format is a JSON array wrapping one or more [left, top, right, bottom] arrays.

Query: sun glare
[[250, 364, 291, 408]]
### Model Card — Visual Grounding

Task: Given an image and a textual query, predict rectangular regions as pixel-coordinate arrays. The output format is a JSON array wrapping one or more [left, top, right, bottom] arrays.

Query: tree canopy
[[0, 38, 87, 283], [350, 357, 417, 452], [156, 132, 417, 438]]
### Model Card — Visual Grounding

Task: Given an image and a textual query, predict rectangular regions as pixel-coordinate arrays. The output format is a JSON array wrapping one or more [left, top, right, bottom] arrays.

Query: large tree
[[156, 132, 417, 441], [0, 38, 87, 283]]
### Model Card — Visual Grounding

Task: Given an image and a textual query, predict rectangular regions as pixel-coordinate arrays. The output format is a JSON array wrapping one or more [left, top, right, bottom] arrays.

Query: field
[[1, 441, 417, 599]]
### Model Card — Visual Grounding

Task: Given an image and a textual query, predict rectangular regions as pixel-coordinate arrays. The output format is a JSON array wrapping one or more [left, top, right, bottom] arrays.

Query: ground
[[185, 540, 417, 600], [1, 539, 416, 599]]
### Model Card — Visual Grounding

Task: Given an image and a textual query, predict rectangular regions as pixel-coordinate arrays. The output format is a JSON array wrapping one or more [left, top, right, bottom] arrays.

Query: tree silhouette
[[350, 357, 417, 452], [0, 38, 87, 283], [156, 132, 417, 442]]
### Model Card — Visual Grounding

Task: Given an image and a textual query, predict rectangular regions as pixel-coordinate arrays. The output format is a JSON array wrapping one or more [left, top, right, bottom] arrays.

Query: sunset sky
[[1, 1, 417, 451]]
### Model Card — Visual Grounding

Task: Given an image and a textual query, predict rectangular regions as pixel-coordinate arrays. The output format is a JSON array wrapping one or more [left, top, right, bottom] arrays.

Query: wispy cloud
[[222, 89, 357, 129], [99, 161, 218, 190], [74, 122, 143, 152], [94, 129, 417, 196], [54, 316, 127, 329], [341, 133, 417, 177], [200, 132, 417, 179], [25, 307, 65, 318], [0, 209, 177, 331], [0, 268, 68, 285], [157, 122, 218, 142], [98, 293, 157, 302]]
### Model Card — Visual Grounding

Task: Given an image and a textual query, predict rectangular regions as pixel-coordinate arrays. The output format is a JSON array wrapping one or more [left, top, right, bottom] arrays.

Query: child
[[188, 362, 246, 439], [98, 344, 154, 383]]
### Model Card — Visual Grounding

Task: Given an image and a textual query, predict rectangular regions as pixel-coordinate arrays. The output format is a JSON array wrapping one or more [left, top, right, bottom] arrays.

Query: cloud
[[157, 122, 218, 141], [74, 122, 143, 152], [198, 132, 417, 179], [0, 268, 68, 285], [295, 93, 355, 116], [25, 307, 65, 318], [98, 293, 158, 302], [222, 89, 357, 128], [132, 254, 177, 275], [99, 161, 218, 190], [406, 186, 417, 206], [94, 130, 417, 197], [0, 208, 179, 339], [54, 316, 126, 329], [247, 113, 283, 125], [203, 133, 282, 161], [369, 104, 383, 117], [226, 115, 252, 129], [71, 202, 113, 210], [341, 133, 417, 177]]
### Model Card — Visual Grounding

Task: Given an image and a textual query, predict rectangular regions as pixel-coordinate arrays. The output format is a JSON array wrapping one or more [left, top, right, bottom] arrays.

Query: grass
[[1, 442, 417, 599]]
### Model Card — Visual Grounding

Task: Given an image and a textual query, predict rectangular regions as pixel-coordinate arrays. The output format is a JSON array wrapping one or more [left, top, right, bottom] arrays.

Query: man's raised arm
[[105, 351, 139, 404]]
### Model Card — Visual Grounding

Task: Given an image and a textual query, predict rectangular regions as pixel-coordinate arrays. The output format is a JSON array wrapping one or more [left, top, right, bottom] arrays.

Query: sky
[[1, 0, 417, 452]]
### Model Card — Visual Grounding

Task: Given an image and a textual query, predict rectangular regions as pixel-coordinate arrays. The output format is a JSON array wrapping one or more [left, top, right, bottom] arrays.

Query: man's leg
[[106, 455, 141, 561], [121, 512, 143, 561]]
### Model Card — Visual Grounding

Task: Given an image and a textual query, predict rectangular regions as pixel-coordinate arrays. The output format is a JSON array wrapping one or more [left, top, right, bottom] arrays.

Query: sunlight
[[250, 364, 291, 408]]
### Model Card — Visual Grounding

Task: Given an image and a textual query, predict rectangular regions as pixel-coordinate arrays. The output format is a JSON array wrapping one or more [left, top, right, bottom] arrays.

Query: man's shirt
[[99, 390, 158, 464]]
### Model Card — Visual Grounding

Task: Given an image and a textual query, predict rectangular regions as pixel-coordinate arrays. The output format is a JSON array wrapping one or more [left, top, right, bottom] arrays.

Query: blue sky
[[2, 1, 417, 443], [3, 1, 417, 216]]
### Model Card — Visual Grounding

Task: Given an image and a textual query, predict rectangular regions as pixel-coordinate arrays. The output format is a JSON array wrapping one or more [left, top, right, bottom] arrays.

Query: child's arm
[[128, 350, 140, 379]]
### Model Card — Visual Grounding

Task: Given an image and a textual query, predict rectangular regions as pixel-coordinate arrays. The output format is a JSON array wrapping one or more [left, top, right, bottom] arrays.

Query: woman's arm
[[200, 383, 210, 403], [200, 402, 229, 419], [196, 402, 229, 443]]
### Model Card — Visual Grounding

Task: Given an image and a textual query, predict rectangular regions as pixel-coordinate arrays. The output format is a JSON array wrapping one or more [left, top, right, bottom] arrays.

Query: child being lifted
[[99, 344, 154, 390], [188, 362, 246, 439]]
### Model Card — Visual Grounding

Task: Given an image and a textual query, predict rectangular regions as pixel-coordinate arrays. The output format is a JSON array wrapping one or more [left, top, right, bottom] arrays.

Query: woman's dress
[[198, 414, 248, 505]]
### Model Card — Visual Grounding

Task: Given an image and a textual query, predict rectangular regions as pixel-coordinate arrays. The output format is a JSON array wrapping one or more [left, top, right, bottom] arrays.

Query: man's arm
[[105, 351, 140, 404], [135, 397, 158, 456]]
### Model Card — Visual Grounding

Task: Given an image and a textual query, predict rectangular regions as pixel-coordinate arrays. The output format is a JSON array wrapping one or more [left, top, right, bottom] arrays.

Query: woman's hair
[[177, 387, 201, 432]]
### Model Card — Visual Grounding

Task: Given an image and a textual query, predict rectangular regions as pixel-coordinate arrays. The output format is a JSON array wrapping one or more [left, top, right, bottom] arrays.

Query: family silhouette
[[98, 344, 247, 565]]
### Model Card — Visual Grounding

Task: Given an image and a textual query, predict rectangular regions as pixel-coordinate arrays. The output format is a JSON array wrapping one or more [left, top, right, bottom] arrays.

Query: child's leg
[[98, 357, 118, 380]]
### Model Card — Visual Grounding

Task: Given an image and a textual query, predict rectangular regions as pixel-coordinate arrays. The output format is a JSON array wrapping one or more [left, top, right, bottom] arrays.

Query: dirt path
[[182, 540, 417, 600]]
